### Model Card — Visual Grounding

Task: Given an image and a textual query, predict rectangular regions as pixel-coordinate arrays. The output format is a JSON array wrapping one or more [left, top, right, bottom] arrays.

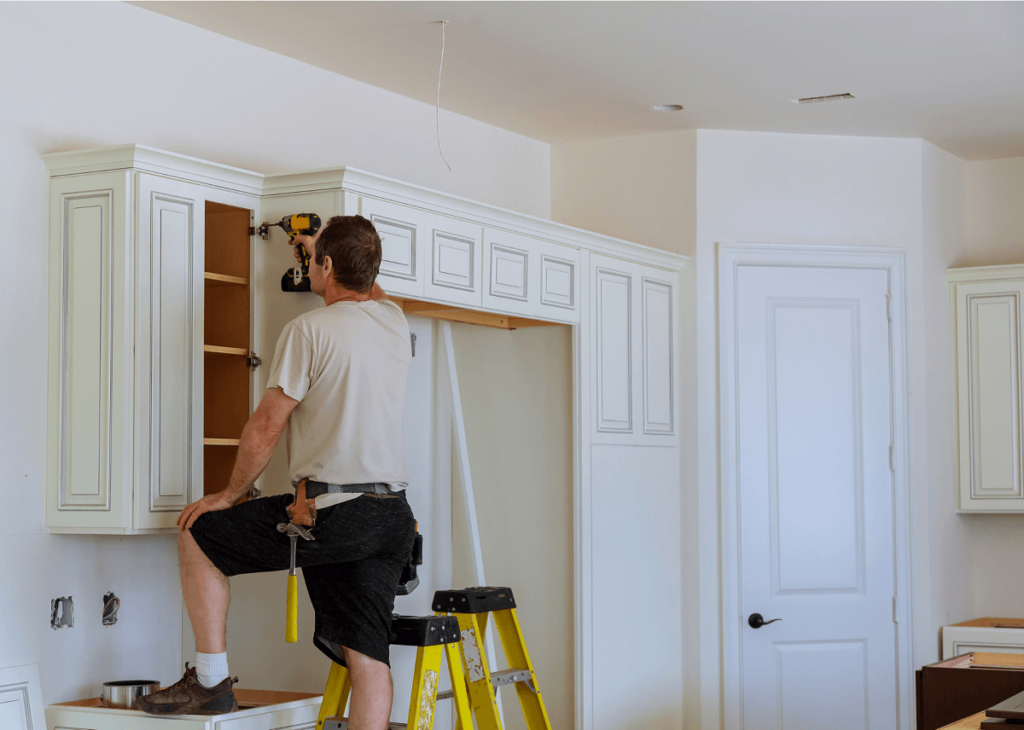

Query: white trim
[[947, 263, 1024, 283], [42, 144, 265, 197], [717, 243, 915, 730], [0, 664, 44, 730], [43, 146, 685, 271]]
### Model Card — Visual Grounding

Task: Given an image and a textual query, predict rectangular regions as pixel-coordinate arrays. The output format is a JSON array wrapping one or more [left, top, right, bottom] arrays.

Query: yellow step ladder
[[433, 587, 553, 730], [316, 614, 473, 730]]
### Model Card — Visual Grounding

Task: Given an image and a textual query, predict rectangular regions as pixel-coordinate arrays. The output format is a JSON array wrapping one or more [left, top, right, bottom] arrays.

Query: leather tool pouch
[[286, 479, 317, 527]]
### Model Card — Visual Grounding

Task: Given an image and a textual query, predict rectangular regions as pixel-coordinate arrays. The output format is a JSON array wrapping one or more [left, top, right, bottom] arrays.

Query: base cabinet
[[950, 265, 1024, 512], [46, 691, 320, 730], [943, 618, 1024, 659]]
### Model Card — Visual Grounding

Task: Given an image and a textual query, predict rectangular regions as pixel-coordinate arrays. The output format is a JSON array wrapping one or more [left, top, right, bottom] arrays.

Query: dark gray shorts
[[189, 492, 416, 667]]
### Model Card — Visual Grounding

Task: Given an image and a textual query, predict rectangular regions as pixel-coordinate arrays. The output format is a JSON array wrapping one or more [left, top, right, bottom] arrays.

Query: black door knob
[[748, 613, 782, 629]]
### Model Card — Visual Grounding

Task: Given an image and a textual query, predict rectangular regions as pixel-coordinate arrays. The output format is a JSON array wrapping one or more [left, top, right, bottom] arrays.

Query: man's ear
[[322, 255, 333, 274]]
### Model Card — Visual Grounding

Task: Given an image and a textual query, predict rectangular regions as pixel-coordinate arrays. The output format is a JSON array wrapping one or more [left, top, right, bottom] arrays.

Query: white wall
[[964, 157, 1024, 266], [450, 323, 574, 730], [551, 128, 980, 729], [0, 1, 549, 704], [958, 156, 1024, 620]]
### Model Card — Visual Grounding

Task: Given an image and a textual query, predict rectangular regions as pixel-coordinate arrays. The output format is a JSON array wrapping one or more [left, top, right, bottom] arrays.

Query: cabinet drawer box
[[47, 689, 321, 730], [944, 618, 1024, 659]]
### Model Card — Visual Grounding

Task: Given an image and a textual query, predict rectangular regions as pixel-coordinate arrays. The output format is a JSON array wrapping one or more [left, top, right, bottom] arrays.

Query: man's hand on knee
[[177, 492, 236, 531]]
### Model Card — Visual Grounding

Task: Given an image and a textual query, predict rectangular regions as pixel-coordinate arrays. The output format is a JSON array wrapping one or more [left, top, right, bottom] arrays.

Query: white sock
[[195, 652, 229, 688]]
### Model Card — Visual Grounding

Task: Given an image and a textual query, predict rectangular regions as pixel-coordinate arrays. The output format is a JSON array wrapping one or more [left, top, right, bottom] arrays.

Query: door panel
[[954, 280, 1024, 509], [736, 266, 895, 729], [135, 175, 204, 530], [424, 214, 483, 306], [360, 197, 426, 297]]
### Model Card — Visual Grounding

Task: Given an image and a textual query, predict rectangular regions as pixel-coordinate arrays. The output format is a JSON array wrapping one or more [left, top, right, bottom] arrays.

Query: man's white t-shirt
[[264, 298, 411, 509]]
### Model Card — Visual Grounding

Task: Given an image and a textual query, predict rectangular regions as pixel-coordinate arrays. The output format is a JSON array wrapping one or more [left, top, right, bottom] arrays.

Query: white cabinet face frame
[[47, 172, 132, 532], [717, 244, 914, 730], [950, 271, 1024, 512]]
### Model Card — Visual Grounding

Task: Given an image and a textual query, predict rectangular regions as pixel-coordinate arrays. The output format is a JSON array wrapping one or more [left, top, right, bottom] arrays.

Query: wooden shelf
[[205, 271, 249, 286], [204, 344, 248, 356], [204, 438, 240, 446], [391, 297, 564, 330]]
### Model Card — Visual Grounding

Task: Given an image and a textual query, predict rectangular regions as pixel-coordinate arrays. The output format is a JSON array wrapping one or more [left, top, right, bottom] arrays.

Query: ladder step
[[324, 720, 407, 730], [435, 667, 534, 701]]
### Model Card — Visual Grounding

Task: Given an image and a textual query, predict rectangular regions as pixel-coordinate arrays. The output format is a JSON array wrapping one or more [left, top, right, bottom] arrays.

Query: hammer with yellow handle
[[276, 521, 314, 643]]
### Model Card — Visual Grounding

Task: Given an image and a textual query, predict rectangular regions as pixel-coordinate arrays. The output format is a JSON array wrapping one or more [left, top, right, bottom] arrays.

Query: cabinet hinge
[[250, 224, 271, 240], [247, 486, 261, 500], [886, 294, 893, 322], [410, 332, 417, 358], [247, 352, 262, 371], [889, 444, 895, 472]]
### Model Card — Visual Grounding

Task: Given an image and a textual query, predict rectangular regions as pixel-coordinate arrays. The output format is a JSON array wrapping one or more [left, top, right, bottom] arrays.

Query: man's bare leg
[[342, 646, 393, 730], [179, 527, 230, 654]]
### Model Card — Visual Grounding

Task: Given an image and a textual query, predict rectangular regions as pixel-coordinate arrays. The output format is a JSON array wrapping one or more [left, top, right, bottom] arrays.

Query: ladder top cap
[[390, 614, 461, 646], [432, 587, 517, 614]]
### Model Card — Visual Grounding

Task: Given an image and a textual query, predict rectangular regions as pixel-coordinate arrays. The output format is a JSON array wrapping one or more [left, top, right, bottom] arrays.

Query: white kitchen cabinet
[[482, 228, 581, 323], [949, 265, 1024, 512], [423, 214, 484, 307], [44, 146, 262, 534], [942, 618, 1024, 659], [357, 196, 428, 298], [46, 690, 320, 730], [590, 254, 676, 445], [48, 149, 687, 730]]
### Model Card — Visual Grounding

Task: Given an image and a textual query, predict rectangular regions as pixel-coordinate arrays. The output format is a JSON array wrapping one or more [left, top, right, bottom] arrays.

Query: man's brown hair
[[314, 215, 382, 292]]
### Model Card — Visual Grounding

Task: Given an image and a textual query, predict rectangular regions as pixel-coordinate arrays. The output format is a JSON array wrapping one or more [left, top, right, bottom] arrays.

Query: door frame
[[717, 243, 914, 730]]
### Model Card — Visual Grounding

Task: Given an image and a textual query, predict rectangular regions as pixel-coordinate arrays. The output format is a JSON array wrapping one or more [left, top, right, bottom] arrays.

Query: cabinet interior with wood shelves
[[203, 201, 254, 499]]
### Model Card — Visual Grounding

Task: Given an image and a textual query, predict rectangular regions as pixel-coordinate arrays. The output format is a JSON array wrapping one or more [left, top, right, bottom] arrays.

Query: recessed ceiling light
[[792, 93, 857, 105], [651, 104, 684, 112]]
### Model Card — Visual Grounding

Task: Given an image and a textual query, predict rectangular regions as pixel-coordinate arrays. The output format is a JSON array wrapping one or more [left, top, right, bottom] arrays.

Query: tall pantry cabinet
[[44, 147, 262, 533]]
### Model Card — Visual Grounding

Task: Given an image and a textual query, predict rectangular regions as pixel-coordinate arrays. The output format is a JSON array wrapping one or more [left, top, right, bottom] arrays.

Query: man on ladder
[[138, 216, 415, 730]]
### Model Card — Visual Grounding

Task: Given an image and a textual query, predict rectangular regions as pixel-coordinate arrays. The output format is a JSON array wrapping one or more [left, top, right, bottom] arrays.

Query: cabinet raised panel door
[[590, 254, 676, 445], [360, 197, 427, 298], [952, 272, 1024, 511], [134, 175, 205, 530], [47, 173, 131, 531]]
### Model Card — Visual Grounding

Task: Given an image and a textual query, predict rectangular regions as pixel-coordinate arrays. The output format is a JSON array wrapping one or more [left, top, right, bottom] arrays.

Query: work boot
[[135, 663, 238, 715]]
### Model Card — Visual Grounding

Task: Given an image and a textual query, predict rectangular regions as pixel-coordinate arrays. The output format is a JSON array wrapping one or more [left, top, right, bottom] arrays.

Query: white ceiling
[[135, 1, 1024, 160]]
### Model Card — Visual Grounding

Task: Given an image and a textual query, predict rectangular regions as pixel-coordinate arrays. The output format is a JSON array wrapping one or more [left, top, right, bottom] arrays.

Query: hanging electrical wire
[[436, 20, 451, 172]]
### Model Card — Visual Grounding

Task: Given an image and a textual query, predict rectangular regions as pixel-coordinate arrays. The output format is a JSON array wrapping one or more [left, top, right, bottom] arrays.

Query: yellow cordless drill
[[260, 213, 322, 292]]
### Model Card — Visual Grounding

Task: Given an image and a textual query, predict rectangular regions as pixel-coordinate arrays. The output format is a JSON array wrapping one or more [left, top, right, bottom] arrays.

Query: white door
[[736, 265, 896, 730]]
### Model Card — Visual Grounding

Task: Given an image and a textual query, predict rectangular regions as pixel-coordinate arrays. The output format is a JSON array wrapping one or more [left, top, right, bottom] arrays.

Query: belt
[[286, 480, 398, 528], [305, 481, 396, 498]]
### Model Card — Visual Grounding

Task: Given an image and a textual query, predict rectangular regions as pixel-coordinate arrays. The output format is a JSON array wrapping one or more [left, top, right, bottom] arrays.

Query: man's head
[[308, 215, 382, 296]]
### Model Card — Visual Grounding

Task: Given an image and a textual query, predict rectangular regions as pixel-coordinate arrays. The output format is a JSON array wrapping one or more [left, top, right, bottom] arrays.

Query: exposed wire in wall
[[436, 20, 452, 172]]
